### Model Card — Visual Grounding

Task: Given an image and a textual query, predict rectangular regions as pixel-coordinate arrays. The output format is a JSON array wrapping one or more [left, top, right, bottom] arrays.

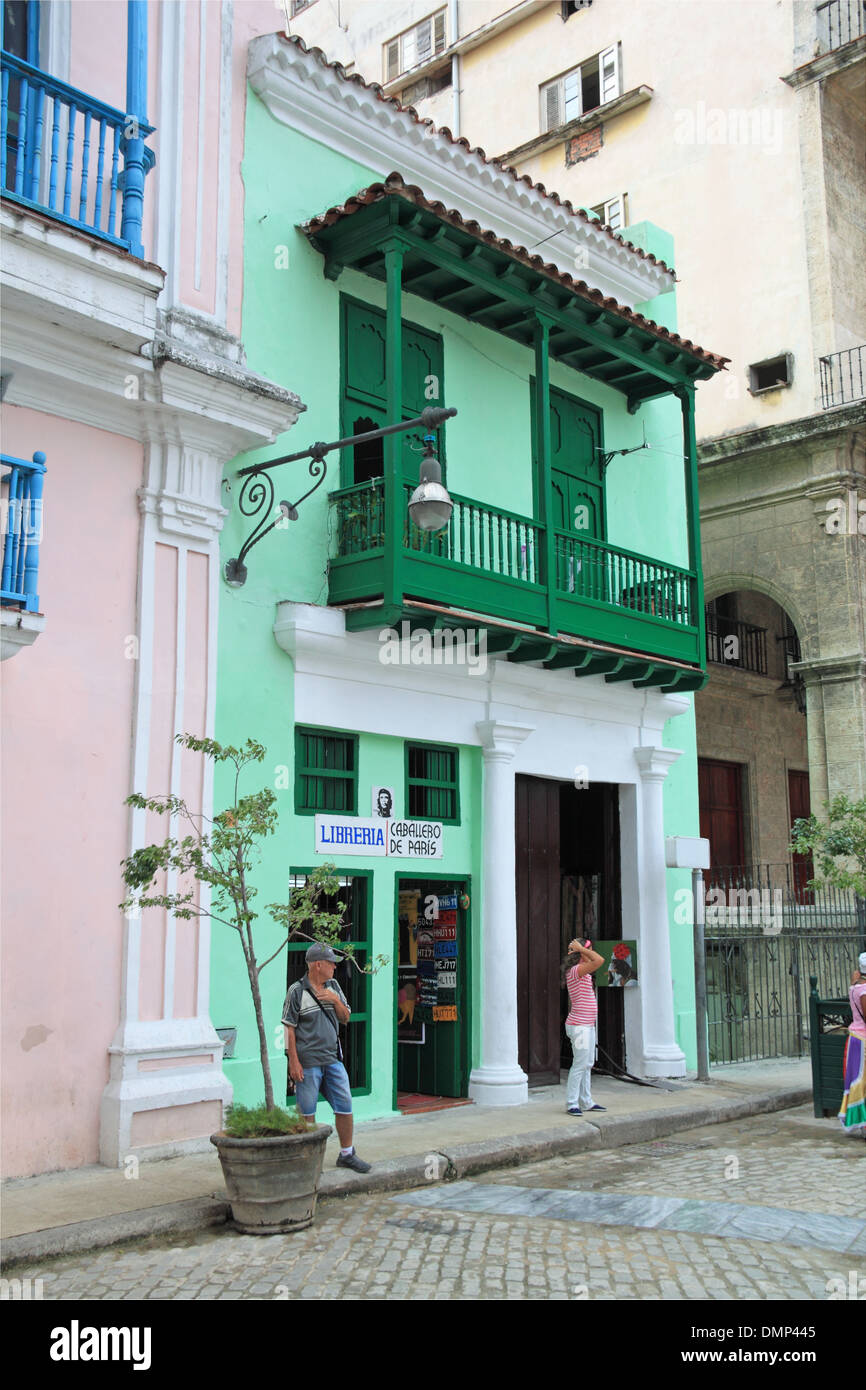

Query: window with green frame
[[295, 727, 358, 815], [406, 742, 460, 824], [285, 871, 371, 1095]]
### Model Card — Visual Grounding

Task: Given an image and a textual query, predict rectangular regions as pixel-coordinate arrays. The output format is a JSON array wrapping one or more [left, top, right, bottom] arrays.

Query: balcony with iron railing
[[705, 614, 768, 675], [1, 17, 153, 255], [328, 477, 703, 682], [1, 450, 45, 613], [818, 345, 866, 409], [816, 0, 866, 52]]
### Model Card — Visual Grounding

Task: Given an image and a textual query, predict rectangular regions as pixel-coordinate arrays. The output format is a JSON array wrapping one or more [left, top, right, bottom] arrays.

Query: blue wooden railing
[[0, 51, 153, 253], [1, 451, 46, 612]]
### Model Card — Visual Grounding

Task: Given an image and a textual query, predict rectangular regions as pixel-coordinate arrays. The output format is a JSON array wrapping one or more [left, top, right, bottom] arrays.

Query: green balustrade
[[328, 480, 700, 666]]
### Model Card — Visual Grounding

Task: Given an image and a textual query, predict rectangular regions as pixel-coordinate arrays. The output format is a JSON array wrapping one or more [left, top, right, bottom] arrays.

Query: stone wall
[[698, 407, 866, 822]]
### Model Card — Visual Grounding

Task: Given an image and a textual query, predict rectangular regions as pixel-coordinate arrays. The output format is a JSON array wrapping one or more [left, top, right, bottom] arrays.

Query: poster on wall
[[397, 965, 424, 1043], [372, 786, 395, 818], [593, 940, 639, 987]]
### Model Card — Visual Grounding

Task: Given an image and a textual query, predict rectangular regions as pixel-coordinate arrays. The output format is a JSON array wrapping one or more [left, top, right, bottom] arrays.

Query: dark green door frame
[[392, 869, 472, 1111]]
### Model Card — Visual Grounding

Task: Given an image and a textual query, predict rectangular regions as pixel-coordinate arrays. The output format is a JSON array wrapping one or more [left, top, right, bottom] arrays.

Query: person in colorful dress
[[839, 950, 866, 1138], [564, 938, 605, 1116]]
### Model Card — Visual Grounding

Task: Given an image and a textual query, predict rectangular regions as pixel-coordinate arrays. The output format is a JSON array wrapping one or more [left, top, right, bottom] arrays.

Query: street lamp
[[223, 406, 456, 586], [408, 434, 453, 533]]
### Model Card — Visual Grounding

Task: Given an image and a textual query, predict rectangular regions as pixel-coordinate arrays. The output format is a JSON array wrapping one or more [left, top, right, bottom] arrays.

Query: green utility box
[[809, 975, 851, 1118]]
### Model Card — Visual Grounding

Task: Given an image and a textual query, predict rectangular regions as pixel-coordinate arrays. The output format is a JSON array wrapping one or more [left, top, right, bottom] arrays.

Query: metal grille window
[[385, 10, 447, 82], [286, 872, 371, 1093], [406, 743, 459, 823], [295, 728, 357, 815], [541, 45, 620, 132]]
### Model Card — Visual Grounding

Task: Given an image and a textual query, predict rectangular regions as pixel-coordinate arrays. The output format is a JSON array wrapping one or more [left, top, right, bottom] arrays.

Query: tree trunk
[[247, 950, 274, 1111]]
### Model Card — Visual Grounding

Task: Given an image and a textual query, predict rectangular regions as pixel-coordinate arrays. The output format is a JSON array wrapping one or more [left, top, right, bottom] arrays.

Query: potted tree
[[120, 734, 383, 1234]]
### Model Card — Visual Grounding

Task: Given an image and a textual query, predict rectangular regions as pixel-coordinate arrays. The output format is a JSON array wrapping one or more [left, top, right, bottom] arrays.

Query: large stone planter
[[210, 1124, 332, 1234]]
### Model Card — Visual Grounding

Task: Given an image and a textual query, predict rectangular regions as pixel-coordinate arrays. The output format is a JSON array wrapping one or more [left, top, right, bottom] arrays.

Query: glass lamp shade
[[408, 481, 453, 532]]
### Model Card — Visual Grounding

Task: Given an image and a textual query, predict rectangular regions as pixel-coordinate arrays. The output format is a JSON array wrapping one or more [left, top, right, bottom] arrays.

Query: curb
[[1, 1196, 230, 1269], [0, 1085, 811, 1268]]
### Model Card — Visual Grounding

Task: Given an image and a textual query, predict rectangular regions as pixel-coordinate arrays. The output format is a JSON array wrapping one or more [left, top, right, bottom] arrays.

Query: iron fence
[[816, 0, 866, 51], [703, 863, 865, 1064]]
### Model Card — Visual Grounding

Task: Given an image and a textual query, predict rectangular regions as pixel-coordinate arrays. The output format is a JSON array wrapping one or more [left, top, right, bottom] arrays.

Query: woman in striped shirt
[[565, 938, 605, 1116]]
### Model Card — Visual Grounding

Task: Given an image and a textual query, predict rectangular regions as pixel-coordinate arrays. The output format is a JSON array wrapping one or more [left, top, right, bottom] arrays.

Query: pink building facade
[[1, 0, 300, 1176]]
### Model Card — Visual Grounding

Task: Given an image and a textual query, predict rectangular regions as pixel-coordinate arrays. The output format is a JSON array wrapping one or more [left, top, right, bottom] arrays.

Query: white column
[[630, 745, 687, 1078], [469, 719, 534, 1106]]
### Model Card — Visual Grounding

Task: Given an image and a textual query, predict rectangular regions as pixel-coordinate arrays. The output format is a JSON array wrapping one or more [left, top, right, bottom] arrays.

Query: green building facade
[[212, 35, 725, 1120]]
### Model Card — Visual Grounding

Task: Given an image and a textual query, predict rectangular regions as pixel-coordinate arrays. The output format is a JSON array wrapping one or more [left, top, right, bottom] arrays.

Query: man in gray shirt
[[282, 943, 371, 1173]]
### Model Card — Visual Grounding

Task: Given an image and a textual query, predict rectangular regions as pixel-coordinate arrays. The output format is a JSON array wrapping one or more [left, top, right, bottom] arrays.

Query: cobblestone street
[[10, 1107, 865, 1301]]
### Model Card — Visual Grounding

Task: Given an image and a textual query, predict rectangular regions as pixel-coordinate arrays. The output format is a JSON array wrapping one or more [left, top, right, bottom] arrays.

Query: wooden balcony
[[329, 478, 704, 690]]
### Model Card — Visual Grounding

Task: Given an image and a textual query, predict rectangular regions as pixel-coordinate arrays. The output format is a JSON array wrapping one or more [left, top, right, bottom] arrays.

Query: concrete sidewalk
[[1, 1058, 817, 1267]]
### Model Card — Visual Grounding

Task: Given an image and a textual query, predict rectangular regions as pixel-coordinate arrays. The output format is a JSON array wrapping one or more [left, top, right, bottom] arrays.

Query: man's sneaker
[[336, 1148, 371, 1173], [588, 1104, 606, 1112], [567, 1107, 582, 1115]]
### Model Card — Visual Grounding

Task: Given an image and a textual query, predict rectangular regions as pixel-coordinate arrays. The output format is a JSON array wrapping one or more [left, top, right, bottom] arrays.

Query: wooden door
[[531, 384, 604, 539], [340, 297, 445, 487], [549, 387, 604, 538], [595, 783, 624, 1074], [699, 758, 746, 875], [515, 775, 562, 1084]]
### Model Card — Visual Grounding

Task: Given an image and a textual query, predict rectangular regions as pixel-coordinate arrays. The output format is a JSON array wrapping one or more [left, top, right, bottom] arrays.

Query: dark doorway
[[788, 768, 813, 902], [516, 776, 622, 1086]]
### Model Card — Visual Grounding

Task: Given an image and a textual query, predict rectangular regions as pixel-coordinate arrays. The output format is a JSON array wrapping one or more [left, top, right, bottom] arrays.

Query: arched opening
[[696, 588, 809, 887]]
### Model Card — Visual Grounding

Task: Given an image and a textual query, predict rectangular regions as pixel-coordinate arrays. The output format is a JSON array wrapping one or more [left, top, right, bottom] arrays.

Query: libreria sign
[[315, 815, 443, 859]]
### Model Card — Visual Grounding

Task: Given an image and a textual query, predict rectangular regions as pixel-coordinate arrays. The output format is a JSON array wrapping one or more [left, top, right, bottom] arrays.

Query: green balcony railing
[[554, 530, 695, 626], [328, 478, 700, 666], [404, 484, 543, 586]]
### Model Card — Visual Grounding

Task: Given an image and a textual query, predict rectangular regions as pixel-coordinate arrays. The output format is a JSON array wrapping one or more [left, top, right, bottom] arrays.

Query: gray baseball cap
[[305, 942, 341, 964]]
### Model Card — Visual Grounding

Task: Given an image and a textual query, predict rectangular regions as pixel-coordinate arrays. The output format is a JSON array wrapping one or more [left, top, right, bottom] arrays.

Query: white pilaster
[[469, 719, 535, 1106], [628, 745, 687, 1078]]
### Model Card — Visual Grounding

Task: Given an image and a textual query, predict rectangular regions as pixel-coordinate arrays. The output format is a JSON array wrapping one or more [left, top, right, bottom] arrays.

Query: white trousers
[[565, 1023, 596, 1110]]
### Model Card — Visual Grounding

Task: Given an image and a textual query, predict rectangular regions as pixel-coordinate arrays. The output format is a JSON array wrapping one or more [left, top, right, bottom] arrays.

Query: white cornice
[[1, 208, 304, 458], [273, 601, 688, 732], [247, 34, 674, 309]]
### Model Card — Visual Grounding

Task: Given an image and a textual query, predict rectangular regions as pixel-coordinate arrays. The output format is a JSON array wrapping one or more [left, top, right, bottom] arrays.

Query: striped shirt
[[566, 965, 597, 1026]]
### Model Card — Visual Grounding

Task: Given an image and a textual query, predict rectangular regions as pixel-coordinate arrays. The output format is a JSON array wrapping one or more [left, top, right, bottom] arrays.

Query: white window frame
[[540, 44, 621, 133], [384, 9, 447, 82], [590, 194, 628, 231]]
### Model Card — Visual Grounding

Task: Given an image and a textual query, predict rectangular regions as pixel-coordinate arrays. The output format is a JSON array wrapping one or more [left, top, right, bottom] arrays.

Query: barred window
[[406, 743, 459, 824], [295, 728, 357, 815]]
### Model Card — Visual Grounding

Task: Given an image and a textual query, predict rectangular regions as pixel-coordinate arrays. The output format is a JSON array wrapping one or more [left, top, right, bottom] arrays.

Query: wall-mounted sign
[[315, 815, 387, 857], [389, 820, 443, 859], [315, 815, 443, 858]]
